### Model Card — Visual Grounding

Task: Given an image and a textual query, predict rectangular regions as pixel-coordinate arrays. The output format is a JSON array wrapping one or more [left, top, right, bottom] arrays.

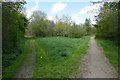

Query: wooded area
[[94, 2, 119, 43], [26, 11, 93, 37], [2, 1, 28, 67]]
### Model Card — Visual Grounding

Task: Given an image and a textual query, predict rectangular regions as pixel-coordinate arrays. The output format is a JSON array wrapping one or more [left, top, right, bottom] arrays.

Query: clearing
[[32, 36, 90, 78]]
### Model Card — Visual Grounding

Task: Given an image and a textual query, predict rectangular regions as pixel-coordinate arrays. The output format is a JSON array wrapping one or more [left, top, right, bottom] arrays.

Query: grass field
[[33, 36, 90, 78], [96, 38, 119, 73], [3, 36, 90, 78]]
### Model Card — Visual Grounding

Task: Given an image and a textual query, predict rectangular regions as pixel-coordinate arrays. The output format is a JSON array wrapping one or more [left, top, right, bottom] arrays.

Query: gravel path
[[75, 36, 118, 78], [15, 40, 36, 78]]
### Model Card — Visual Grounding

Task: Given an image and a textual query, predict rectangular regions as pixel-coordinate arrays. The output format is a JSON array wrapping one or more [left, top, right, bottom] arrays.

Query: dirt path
[[15, 40, 36, 78], [75, 36, 118, 78]]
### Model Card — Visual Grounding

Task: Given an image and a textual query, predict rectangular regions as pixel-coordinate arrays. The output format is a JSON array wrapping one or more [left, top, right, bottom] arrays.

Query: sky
[[24, 0, 103, 24]]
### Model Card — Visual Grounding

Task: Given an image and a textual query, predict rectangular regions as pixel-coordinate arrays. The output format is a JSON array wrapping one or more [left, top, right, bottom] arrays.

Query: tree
[[54, 15, 71, 36], [47, 20, 55, 36], [27, 10, 49, 36], [95, 2, 118, 40], [68, 23, 84, 38], [2, 1, 28, 67], [54, 20, 64, 36], [84, 18, 92, 35]]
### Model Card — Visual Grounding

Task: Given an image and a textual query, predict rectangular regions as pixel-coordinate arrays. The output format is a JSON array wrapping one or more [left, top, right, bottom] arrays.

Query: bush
[[68, 26, 84, 38], [2, 2, 28, 67], [61, 52, 68, 57]]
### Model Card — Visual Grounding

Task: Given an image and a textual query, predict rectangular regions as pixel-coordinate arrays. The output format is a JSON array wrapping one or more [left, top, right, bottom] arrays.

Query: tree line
[[94, 2, 119, 45], [2, 1, 28, 68], [26, 11, 93, 38]]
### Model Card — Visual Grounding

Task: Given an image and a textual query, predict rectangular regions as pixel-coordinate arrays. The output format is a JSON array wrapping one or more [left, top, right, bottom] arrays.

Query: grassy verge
[[96, 38, 119, 73], [3, 39, 33, 78], [33, 36, 90, 78]]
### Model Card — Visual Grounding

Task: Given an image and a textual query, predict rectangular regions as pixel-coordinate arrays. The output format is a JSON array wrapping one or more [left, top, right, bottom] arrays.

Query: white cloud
[[51, 2, 67, 14], [79, 3, 102, 15], [47, 15, 54, 21], [26, 0, 40, 18], [72, 13, 84, 24], [71, 4, 102, 24]]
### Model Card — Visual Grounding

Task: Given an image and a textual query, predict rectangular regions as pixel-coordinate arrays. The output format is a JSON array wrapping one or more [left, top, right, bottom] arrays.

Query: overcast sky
[[25, 0, 103, 24]]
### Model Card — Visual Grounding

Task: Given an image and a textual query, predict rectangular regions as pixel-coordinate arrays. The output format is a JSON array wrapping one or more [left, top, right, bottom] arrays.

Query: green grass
[[33, 36, 90, 78], [3, 39, 34, 78], [96, 38, 119, 73], [3, 36, 90, 78]]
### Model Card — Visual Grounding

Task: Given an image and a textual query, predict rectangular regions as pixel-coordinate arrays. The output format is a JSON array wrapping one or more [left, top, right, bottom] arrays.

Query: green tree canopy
[[95, 2, 118, 40], [84, 18, 92, 35], [2, 1, 28, 67], [27, 10, 49, 36]]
